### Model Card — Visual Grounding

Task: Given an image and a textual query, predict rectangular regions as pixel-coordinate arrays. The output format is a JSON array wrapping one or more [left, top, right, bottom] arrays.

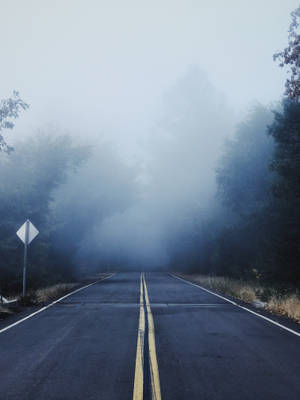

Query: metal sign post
[[22, 220, 29, 297], [16, 219, 39, 297]]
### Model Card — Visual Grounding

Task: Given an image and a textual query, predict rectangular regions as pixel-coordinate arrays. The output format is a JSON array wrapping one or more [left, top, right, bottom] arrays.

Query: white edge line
[[170, 273, 300, 338], [0, 274, 114, 335]]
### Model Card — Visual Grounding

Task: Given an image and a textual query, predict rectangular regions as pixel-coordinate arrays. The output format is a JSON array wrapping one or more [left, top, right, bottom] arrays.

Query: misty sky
[[1, 0, 298, 150]]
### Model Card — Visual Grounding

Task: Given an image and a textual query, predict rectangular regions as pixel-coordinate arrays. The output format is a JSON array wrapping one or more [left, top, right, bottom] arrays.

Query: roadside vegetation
[[0, 274, 109, 319], [167, 8, 300, 315], [0, 92, 136, 297], [178, 274, 300, 323], [0, 283, 78, 319], [34, 283, 78, 303]]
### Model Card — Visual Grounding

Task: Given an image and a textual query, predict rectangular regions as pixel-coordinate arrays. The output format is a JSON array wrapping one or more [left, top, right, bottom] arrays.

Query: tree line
[[168, 6, 300, 285], [0, 120, 137, 294]]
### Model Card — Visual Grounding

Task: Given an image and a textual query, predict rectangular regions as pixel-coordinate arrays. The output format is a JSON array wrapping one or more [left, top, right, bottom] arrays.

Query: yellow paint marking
[[143, 274, 162, 400], [133, 274, 145, 400]]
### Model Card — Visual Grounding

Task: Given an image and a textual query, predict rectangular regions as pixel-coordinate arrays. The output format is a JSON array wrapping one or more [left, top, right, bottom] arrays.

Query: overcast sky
[[1, 0, 299, 151]]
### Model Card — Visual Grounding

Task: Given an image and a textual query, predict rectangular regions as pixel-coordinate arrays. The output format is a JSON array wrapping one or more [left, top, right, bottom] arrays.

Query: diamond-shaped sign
[[16, 220, 39, 245]]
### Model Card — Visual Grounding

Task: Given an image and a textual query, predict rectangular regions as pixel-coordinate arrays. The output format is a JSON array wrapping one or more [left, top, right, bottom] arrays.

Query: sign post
[[16, 219, 39, 297]]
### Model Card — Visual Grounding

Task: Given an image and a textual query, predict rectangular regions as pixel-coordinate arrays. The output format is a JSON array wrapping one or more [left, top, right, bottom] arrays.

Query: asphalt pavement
[[0, 272, 299, 400]]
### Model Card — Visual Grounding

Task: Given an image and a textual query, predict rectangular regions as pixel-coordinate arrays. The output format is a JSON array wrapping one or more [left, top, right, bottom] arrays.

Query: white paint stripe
[[0, 274, 114, 335], [170, 274, 238, 305], [171, 273, 300, 338]]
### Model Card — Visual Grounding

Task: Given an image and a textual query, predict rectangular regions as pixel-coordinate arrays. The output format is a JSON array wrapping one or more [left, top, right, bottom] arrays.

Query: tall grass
[[266, 295, 300, 321], [179, 274, 300, 323], [35, 283, 78, 303]]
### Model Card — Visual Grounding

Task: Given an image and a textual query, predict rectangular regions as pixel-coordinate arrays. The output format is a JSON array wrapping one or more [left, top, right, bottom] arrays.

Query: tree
[[269, 100, 300, 198], [267, 100, 300, 281], [212, 106, 276, 278], [216, 105, 274, 216], [0, 91, 28, 152], [0, 132, 89, 293], [274, 6, 300, 100]]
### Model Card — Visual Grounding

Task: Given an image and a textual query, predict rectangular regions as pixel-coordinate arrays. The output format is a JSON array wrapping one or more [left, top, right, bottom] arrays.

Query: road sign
[[17, 220, 39, 245], [16, 220, 39, 297]]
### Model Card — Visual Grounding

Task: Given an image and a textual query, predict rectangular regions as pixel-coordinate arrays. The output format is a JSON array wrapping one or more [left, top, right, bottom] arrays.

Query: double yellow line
[[133, 273, 162, 400]]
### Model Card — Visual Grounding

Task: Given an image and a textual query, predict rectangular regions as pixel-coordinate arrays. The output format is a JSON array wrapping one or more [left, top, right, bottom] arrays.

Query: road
[[0, 272, 299, 400]]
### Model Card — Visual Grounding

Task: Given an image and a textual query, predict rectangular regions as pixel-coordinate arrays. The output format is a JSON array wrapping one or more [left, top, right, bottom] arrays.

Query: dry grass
[[179, 273, 300, 323], [2, 274, 110, 307], [266, 295, 300, 322], [180, 274, 260, 303], [35, 283, 78, 303]]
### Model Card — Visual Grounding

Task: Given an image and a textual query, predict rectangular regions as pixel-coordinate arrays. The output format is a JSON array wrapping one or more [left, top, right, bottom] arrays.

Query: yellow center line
[[133, 273, 145, 400], [143, 273, 162, 400]]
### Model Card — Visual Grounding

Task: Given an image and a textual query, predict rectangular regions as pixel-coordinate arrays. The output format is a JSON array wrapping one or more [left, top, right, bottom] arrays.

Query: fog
[[1, 1, 299, 279]]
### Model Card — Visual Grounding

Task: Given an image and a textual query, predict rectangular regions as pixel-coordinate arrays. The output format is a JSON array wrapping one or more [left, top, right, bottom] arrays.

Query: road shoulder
[[171, 273, 300, 336]]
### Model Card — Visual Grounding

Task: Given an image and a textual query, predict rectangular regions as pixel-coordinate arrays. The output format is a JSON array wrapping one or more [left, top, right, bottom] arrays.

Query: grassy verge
[[177, 274, 300, 323], [0, 284, 79, 318], [0, 274, 111, 321], [35, 283, 78, 303], [1, 273, 110, 311]]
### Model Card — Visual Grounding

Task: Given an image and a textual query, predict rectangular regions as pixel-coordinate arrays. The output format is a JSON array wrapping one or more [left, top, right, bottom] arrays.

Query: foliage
[[0, 128, 138, 295], [269, 100, 300, 198], [180, 274, 300, 322], [167, 106, 276, 279], [0, 133, 89, 294], [266, 100, 300, 282], [167, 7, 300, 286], [216, 105, 274, 216], [0, 91, 28, 153], [274, 6, 300, 100]]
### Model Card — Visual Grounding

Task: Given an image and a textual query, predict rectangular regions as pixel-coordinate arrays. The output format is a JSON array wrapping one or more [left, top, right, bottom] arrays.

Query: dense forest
[[168, 100, 300, 285], [166, 7, 300, 285]]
